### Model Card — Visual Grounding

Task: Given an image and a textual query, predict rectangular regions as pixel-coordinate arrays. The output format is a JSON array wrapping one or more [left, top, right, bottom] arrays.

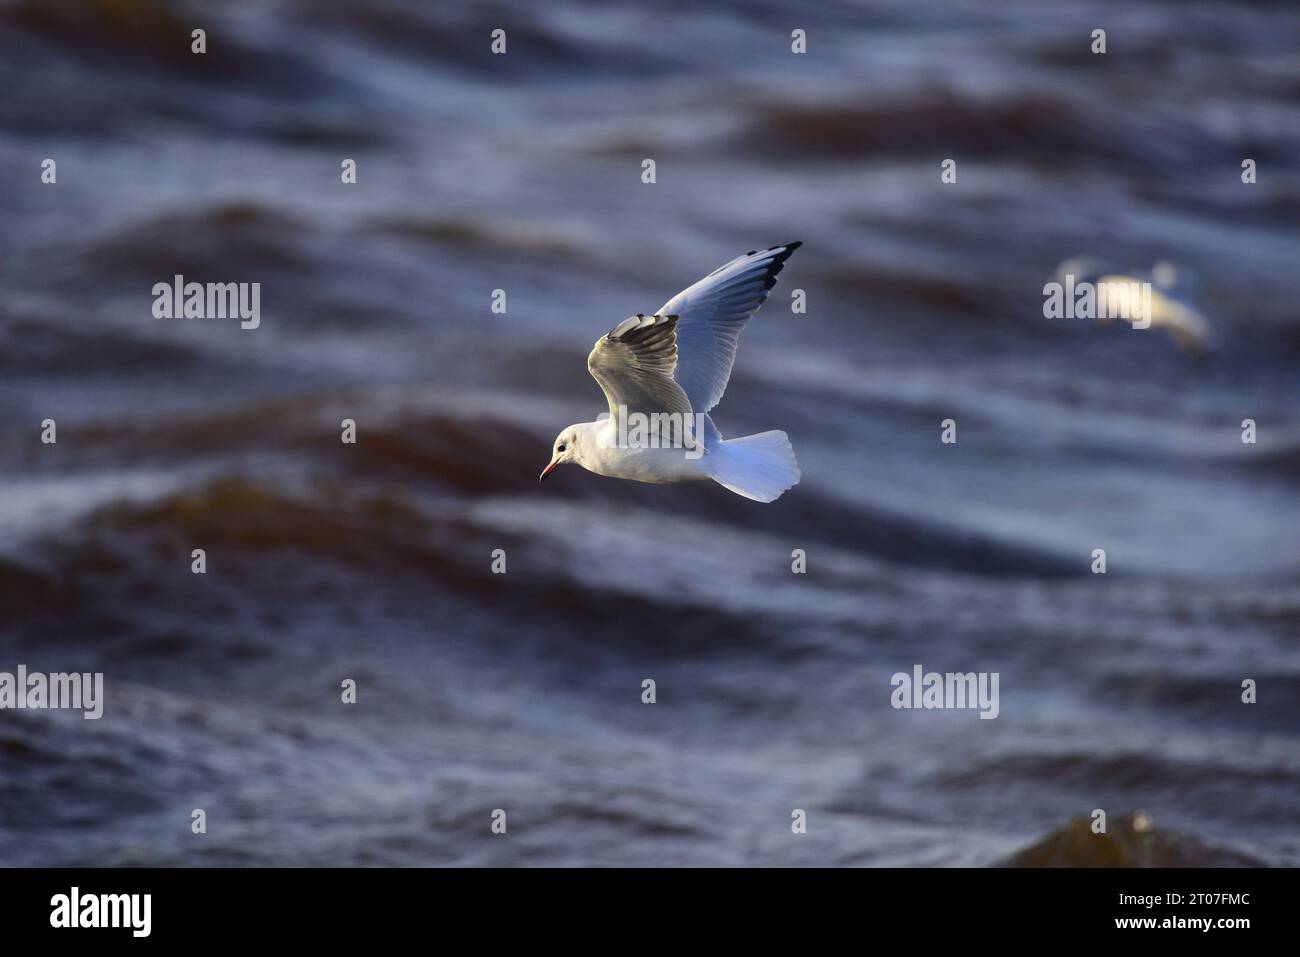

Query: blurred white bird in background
[[1052, 255, 1214, 353]]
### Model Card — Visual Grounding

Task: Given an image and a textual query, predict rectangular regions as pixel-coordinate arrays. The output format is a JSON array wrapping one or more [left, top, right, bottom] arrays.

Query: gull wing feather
[[587, 313, 694, 421], [655, 242, 800, 413]]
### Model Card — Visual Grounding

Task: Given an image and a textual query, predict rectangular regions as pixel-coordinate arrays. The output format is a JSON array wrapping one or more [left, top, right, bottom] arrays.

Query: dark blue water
[[0, 0, 1297, 866]]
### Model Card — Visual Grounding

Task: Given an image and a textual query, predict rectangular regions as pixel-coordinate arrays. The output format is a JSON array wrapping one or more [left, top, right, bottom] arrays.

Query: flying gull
[[1053, 255, 1213, 353], [539, 243, 802, 502]]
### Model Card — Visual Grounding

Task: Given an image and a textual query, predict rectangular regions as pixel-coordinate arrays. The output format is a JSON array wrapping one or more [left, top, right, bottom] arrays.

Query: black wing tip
[[760, 241, 801, 270], [758, 242, 801, 288], [742, 242, 801, 261]]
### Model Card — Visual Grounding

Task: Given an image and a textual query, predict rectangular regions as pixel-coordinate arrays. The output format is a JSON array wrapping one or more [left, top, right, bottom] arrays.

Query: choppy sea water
[[1, 0, 1298, 866]]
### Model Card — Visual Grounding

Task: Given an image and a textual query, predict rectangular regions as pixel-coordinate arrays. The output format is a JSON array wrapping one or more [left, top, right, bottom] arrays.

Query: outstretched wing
[[656, 242, 801, 414], [587, 313, 694, 421]]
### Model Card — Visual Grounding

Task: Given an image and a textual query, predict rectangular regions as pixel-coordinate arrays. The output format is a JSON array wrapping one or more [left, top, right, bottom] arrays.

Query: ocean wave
[[2, 0, 194, 64], [945, 749, 1294, 790], [0, 307, 212, 377], [0, 555, 68, 615], [1001, 812, 1264, 867], [732, 91, 1095, 162], [287, 0, 686, 81], [1, 0, 339, 93], [71, 202, 310, 282], [1251, 440, 1300, 483], [361, 214, 586, 258]]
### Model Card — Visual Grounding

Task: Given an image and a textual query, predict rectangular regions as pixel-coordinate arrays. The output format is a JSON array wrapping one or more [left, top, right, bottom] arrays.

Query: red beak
[[539, 459, 559, 483]]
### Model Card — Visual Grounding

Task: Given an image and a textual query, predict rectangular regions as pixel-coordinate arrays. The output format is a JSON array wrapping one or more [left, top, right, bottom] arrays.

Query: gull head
[[539, 424, 586, 482]]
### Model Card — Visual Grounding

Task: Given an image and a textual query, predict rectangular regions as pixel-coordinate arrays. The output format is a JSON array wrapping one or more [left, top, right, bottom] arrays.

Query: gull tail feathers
[[708, 430, 800, 503]]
